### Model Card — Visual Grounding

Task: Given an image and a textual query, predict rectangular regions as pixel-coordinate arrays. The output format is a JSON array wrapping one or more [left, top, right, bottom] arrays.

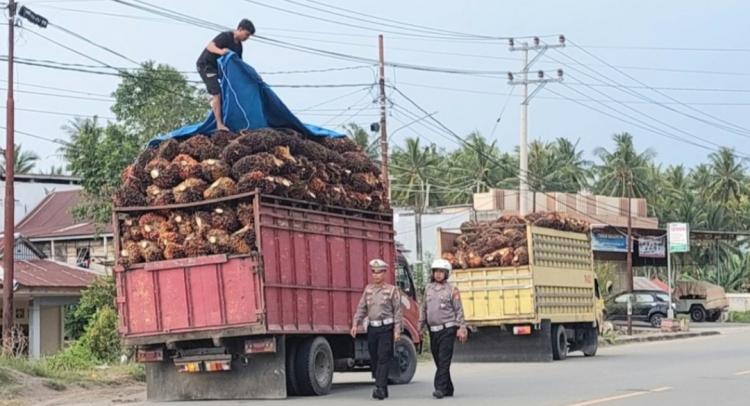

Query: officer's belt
[[368, 318, 394, 327], [429, 322, 458, 332]]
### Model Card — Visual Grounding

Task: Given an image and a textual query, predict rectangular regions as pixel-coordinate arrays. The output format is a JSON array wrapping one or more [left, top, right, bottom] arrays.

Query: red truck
[[114, 192, 421, 400]]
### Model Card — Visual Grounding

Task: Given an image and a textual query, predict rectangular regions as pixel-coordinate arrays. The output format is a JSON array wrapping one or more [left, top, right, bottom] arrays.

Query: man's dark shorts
[[198, 66, 221, 96]]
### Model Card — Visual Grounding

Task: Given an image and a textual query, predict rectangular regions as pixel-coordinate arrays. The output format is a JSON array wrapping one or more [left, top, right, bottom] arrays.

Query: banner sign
[[592, 232, 628, 252], [668, 223, 690, 253], [639, 236, 666, 258]]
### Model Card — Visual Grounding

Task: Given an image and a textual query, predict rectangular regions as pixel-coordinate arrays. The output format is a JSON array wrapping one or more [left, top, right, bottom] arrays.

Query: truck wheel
[[285, 339, 300, 396], [388, 336, 417, 385], [582, 327, 598, 357], [707, 311, 722, 322], [551, 324, 568, 361], [649, 313, 664, 328], [690, 306, 706, 323], [294, 337, 334, 396]]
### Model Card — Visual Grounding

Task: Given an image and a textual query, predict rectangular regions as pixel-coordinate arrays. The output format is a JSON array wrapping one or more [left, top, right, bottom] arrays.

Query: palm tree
[[689, 163, 712, 199], [706, 147, 745, 203], [592, 132, 656, 198], [447, 132, 515, 204], [0, 144, 40, 176], [390, 137, 442, 208], [551, 138, 591, 192], [343, 123, 378, 161]]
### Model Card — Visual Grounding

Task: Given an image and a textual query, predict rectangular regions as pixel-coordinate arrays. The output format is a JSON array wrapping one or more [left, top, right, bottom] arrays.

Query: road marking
[[565, 387, 672, 406], [734, 370, 750, 376]]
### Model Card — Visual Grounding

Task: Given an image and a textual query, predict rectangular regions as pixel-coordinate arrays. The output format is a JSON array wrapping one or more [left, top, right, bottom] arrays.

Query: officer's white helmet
[[369, 258, 388, 272], [431, 259, 452, 276]]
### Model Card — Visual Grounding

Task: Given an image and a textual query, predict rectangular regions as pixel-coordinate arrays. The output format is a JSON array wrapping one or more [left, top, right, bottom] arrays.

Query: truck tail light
[[204, 360, 232, 372], [513, 325, 532, 335], [136, 348, 164, 363], [176, 361, 202, 373]]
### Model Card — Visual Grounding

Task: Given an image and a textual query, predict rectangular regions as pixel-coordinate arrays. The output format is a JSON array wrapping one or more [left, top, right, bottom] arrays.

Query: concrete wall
[[727, 293, 750, 312]]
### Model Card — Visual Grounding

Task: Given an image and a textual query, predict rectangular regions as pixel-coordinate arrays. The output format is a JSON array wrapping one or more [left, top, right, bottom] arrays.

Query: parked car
[[605, 290, 673, 328], [673, 281, 729, 322]]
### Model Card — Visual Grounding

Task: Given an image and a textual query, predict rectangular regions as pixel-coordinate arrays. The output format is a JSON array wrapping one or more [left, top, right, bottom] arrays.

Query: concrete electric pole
[[507, 35, 565, 215], [3, 3, 48, 354]]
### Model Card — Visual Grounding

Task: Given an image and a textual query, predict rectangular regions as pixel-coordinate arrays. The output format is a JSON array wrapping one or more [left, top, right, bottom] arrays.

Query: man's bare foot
[[216, 124, 230, 132]]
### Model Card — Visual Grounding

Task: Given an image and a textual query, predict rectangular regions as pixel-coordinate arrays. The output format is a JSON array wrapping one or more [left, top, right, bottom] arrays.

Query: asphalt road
[[97, 325, 750, 406]]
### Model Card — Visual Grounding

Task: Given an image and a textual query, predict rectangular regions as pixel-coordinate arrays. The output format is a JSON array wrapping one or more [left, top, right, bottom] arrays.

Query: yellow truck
[[437, 225, 604, 362]]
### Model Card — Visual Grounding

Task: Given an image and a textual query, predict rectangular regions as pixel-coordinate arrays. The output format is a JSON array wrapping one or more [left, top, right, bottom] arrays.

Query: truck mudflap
[[453, 320, 553, 363], [146, 336, 286, 401]]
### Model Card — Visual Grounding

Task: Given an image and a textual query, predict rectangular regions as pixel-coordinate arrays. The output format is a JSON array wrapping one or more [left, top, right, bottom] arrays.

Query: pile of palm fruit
[[441, 212, 589, 269], [114, 128, 386, 266]]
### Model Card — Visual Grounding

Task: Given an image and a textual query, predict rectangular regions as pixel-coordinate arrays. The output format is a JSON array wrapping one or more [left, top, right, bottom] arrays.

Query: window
[[655, 293, 670, 302], [76, 247, 91, 268], [614, 294, 631, 304], [636, 294, 655, 303], [395, 264, 411, 295]]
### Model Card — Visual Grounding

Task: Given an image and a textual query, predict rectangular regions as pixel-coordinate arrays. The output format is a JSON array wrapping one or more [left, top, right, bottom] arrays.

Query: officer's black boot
[[384, 387, 389, 398], [373, 387, 386, 400], [432, 390, 445, 399]]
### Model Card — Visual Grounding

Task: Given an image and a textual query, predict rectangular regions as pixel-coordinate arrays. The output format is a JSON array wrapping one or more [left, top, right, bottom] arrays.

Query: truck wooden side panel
[[258, 200, 395, 334], [116, 194, 402, 345], [445, 225, 597, 326], [116, 255, 263, 340]]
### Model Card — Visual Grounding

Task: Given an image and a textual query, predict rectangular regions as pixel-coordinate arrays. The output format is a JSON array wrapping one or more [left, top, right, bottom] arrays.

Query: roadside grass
[[727, 310, 750, 323]]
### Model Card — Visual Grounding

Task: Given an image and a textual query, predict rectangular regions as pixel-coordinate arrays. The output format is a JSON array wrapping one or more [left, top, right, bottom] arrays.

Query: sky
[[3, 0, 750, 174]]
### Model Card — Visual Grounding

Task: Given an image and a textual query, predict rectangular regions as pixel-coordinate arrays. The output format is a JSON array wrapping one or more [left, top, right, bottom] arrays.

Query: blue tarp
[[148, 52, 342, 147]]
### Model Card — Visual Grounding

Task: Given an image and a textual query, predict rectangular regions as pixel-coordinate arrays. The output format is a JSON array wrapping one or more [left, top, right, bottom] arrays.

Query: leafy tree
[[65, 276, 116, 339], [62, 62, 205, 228], [706, 147, 745, 203], [111, 61, 206, 144]]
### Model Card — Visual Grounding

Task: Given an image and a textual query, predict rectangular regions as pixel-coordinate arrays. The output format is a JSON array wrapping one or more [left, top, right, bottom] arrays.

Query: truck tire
[[388, 336, 417, 385], [294, 337, 334, 396], [582, 327, 598, 357], [690, 306, 706, 323], [551, 324, 568, 361], [707, 311, 722, 322], [285, 339, 300, 396]]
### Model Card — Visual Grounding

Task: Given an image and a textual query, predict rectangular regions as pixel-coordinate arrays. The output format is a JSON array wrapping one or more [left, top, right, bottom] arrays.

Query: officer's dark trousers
[[430, 326, 457, 394], [367, 324, 394, 389]]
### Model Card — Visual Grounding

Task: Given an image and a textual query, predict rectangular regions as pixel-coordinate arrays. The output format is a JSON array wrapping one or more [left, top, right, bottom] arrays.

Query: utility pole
[[507, 36, 565, 215], [3, 3, 47, 354], [626, 175, 634, 335], [2, 0, 17, 354], [377, 35, 389, 201]]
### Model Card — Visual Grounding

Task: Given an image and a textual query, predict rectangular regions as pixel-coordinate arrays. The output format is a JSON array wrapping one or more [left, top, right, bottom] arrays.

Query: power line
[[576, 44, 750, 53], [564, 41, 750, 138]]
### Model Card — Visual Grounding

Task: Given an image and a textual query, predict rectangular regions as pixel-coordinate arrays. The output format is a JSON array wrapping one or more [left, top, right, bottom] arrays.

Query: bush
[[82, 306, 121, 363], [727, 310, 750, 323], [66, 276, 116, 339], [47, 341, 95, 371]]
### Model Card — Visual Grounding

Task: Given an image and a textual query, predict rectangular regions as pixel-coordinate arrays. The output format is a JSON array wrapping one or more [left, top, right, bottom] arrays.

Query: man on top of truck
[[196, 19, 255, 132], [420, 259, 467, 399], [351, 259, 402, 400]]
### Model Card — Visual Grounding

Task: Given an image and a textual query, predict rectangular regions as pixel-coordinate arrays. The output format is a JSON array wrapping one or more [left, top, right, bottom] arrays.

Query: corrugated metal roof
[[0, 180, 81, 230], [15, 190, 112, 239], [0, 259, 96, 288], [633, 276, 669, 292]]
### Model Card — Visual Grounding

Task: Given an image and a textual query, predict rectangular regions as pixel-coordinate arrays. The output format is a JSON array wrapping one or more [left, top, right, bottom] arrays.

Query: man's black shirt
[[196, 31, 242, 72]]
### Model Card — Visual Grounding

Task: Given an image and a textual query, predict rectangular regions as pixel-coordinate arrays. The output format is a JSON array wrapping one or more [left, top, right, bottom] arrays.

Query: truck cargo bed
[[115, 193, 396, 346]]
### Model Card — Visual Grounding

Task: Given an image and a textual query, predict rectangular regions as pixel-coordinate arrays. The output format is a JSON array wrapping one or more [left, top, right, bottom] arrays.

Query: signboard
[[592, 232, 628, 252], [668, 223, 690, 253], [639, 236, 666, 258]]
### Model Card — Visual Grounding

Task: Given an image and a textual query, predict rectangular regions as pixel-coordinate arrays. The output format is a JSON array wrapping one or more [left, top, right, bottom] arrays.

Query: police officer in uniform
[[351, 259, 403, 400], [420, 259, 467, 399]]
